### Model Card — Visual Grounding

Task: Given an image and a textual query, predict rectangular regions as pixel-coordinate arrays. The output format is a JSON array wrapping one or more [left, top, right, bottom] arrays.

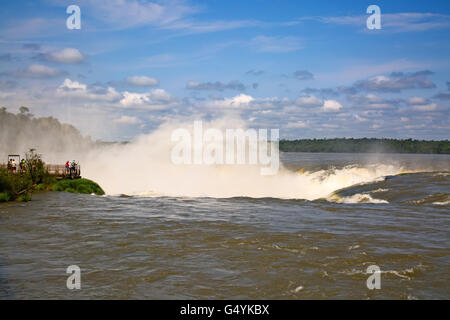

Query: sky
[[0, 0, 449, 141]]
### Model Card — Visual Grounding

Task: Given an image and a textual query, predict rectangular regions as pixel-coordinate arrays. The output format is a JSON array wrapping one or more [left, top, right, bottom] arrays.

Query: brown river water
[[0, 153, 449, 299]]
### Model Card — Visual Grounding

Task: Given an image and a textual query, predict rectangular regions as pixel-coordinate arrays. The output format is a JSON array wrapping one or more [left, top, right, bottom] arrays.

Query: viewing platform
[[1, 162, 81, 179], [46, 164, 81, 179]]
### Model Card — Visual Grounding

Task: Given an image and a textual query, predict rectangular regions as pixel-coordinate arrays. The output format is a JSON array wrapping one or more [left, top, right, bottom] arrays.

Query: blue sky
[[0, 0, 449, 141]]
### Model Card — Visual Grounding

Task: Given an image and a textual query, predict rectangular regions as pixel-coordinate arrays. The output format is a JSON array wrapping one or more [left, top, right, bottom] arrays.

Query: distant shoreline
[[99, 138, 450, 154], [279, 138, 450, 154]]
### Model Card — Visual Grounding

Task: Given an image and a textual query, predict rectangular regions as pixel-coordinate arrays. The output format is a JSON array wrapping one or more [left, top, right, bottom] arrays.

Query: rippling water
[[0, 153, 449, 299]]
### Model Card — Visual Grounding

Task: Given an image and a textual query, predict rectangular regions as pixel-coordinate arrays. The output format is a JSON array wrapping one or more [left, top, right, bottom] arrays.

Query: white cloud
[[208, 94, 254, 108], [126, 76, 159, 87], [161, 20, 260, 34], [57, 78, 121, 102], [287, 120, 309, 128], [348, 94, 398, 109], [407, 97, 428, 105], [322, 100, 342, 112], [59, 78, 86, 90], [119, 89, 174, 109], [46, 48, 85, 64], [55, 79, 175, 110], [354, 114, 368, 122], [81, 0, 196, 30], [9, 64, 65, 78], [149, 88, 173, 101], [120, 92, 151, 107], [412, 103, 437, 111], [295, 95, 323, 107]]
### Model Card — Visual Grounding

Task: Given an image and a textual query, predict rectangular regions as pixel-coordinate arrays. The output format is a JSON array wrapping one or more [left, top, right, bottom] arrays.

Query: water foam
[[327, 193, 389, 204]]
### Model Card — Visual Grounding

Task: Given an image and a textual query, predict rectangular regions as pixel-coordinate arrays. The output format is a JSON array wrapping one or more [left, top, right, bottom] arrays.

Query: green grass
[[51, 178, 105, 196]]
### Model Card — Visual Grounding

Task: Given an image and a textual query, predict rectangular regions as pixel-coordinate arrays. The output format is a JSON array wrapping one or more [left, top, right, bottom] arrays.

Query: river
[[0, 153, 449, 299]]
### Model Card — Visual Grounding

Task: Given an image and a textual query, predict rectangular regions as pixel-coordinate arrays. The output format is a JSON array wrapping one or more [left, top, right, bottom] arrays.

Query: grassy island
[[51, 178, 104, 196]]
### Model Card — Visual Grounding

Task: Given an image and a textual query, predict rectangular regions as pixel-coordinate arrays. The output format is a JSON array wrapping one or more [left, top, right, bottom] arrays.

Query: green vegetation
[[279, 138, 450, 154], [0, 149, 104, 202], [51, 178, 105, 196], [0, 149, 46, 202]]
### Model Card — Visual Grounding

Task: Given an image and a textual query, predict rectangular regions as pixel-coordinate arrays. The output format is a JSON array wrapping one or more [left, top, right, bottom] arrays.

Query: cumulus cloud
[[352, 71, 436, 93], [406, 96, 438, 111], [206, 94, 254, 109], [322, 100, 342, 112], [186, 80, 246, 91], [348, 94, 400, 109], [57, 78, 121, 102], [55, 78, 176, 111], [40, 48, 86, 64], [126, 76, 159, 87], [120, 89, 175, 110], [295, 95, 323, 108], [4, 64, 66, 78], [59, 78, 86, 91]]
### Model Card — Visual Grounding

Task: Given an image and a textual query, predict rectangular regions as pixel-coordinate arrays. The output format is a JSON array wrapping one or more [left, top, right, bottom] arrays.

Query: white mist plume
[[81, 115, 407, 200]]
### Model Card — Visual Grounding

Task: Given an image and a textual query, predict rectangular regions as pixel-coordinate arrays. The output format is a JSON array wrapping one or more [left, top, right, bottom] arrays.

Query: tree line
[[279, 138, 450, 154], [0, 107, 94, 160]]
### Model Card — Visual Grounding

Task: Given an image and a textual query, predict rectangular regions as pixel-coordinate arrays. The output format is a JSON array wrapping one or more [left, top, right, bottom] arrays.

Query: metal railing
[[0, 163, 81, 178]]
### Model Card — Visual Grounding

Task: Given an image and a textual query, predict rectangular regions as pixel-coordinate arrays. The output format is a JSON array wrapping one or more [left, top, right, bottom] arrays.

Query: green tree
[[25, 148, 47, 184]]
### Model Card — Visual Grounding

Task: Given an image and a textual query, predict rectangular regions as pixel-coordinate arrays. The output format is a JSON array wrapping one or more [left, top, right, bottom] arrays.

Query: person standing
[[11, 159, 16, 173]]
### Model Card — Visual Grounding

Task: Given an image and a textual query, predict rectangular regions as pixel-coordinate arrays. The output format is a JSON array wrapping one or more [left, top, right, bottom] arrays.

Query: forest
[[279, 138, 450, 154]]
